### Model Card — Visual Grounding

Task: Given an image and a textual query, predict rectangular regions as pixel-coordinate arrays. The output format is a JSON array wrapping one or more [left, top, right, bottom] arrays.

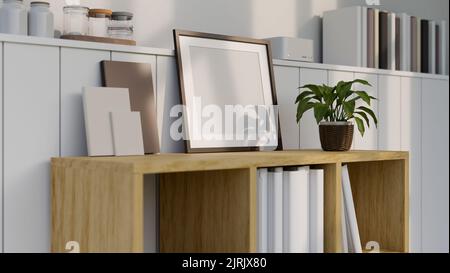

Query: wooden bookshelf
[[51, 150, 409, 253]]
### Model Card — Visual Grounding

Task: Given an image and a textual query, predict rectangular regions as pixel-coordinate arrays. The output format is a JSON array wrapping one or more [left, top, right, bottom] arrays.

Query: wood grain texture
[[51, 151, 409, 253], [61, 35, 137, 46], [159, 168, 255, 253], [313, 164, 342, 253], [52, 150, 409, 175], [51, 164, 144, 253], [347, 159, 409, 252]]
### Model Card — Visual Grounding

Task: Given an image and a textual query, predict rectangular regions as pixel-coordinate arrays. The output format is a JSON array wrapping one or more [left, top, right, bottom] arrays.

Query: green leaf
[[295, 91, 314, 104], [351, 79, 371, 86], [296, 101, 314, 123], [313, 104, 329, 124], [354, 91, 372, 105], [358, 106, 378, 127], [299, 84, 322, 98], [355, 111, 370, 128], [343, 100, 356, 118], [336, 81, 352, 101], [354, 116, 365, 137]]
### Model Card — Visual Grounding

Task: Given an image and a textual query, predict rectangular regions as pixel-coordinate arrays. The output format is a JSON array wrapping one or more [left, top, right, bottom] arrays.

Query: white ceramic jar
[[63, 5, 89, 35], [28, 1, 54, 37], [0, 0, 28, 35]]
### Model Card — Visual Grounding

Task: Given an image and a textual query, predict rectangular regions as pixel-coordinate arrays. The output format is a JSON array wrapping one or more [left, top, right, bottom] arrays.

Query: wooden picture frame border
[[173, 29, 283, 153]]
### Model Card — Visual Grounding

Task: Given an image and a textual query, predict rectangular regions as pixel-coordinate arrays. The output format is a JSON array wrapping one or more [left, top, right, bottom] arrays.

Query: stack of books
[[257, 165, 363, 253], [257, 166, 325, 253], [323, 6, 447, 75]]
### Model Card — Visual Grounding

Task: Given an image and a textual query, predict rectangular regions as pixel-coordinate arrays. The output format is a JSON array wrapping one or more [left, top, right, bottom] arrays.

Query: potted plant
[[295, 79, 378, 151]]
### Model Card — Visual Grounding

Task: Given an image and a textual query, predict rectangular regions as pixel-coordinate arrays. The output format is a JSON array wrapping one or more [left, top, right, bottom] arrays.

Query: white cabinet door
[[378, 75, 401, 150], [400, 77, 422, 253], [274, 65, 300, 150], [328, 71, 354, 85], [299, 68, 328, 149], [0, 42, 3, 253], [4, 43, 59, 252], [421, 79, 449, 253], [111, 52, 157, 92], [156, 56, 185, 153], [354, 73, 378, 150], [61, 48, 110, 156]]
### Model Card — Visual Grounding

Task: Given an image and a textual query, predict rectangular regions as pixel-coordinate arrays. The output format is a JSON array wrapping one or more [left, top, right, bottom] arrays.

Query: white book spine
[[257, 168, 268, 253], [323, 6, 363, 66], [309, 169, 324, 253], [362, 7, 368, 67], [400, 13, 411, 71], [342, 165, 363, 253], [439, 21, 446, 75], [283, 167, 309, 253], [388, 12, 396, 70], [374, 9, 380, 69], [268, 167, 283, 253], [341, 187, 349, 253], [429, 21, 436, 74], [417, 17, 422, 73]]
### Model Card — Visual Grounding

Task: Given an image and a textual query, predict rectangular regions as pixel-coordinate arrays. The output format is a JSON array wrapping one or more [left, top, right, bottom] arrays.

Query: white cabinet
[[0, 42, 3, 253], [421, 79, 449, 253], [353, 73, 378, 150], [378, 75, 401, 151], [3, 43, 59, 252], [328, 71, 354, 85], [400, 77, 422, 253], [299, 68, 328, 149], [156, 56, 185, 153], [61, 48, 110, 156], [111, 52, 157, 93], [274, 66, 300, 149]]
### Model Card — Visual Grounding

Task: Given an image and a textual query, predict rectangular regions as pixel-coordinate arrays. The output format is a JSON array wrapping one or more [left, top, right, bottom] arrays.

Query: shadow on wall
[[108, 0, 254, 49]]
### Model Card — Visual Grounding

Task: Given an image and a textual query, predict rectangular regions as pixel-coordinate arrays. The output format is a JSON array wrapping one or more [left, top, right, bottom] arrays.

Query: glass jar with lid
[[0, 0, 28, 35], [63, 5, 89, 35], [108, 11, 134, 40], [28, 1, 54, 38], [88, 9, 112, 37]]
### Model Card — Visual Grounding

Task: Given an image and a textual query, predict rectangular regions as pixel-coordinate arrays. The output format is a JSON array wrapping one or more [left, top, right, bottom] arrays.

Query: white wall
[[20, 0, 448, 66]]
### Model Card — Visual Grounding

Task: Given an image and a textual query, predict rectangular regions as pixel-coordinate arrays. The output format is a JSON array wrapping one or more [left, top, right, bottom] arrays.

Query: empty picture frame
[[174, 29, 282, 153], [101, 60, 160, 154], [83, 87, 131, 156]]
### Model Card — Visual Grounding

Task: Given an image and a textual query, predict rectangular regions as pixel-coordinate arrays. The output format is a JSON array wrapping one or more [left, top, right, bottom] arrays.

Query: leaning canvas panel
[[101, 60, 160, 154], [110, 112, 145, 156], [83, 87, 131, 156], [257, 168, 269, 253]]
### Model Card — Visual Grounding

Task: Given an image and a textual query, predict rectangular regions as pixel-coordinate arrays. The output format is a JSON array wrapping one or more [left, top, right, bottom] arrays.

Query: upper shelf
[[51, 150, 409, 175], [1, 33, 448, 80]]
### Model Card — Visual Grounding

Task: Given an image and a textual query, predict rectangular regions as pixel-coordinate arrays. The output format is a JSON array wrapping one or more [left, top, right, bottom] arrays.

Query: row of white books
[[324, 6, 447, 75], [257, 166, 324, 253], [257, 165, 362, 253]]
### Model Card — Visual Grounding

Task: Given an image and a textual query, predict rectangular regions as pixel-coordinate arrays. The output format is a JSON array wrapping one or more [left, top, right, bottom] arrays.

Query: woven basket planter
[[319, 122, 354, 151]]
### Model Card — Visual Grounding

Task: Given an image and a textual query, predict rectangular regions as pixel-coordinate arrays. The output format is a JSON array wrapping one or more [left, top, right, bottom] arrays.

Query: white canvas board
[[83, 87, 131, 156], [111, 111, 145, 156]]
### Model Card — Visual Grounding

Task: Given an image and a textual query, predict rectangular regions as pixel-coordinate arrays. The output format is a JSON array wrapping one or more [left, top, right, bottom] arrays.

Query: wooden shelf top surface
[[52, 150, 408, 175]]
